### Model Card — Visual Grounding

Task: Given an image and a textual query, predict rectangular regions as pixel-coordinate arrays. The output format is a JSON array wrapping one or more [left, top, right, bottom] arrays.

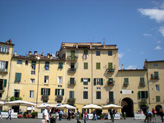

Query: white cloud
[[126, 49, 131, 51], [118, 53, 124, 59], [155, 46, 162, 50], [138, 8, 164, 23], [140, 51, 144, 54], [157, 41, 161, 43], [143, 33, 152, 37], [159, 26, 164, 37], [126, 65, 137, 69]]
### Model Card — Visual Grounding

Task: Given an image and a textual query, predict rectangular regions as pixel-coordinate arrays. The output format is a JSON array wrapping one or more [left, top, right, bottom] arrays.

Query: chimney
[[28, 51, 31, 55], [9, 39, 12, 44], [121, 64, 123, 70], [47, 53, 50, 58], [34, 51, 37, 55], [41, 53, 44, 56], [90, 43, 92, 49], [103, 41, 105, 48], [14, 51, 17, 56], [76, 43, 78, 48]]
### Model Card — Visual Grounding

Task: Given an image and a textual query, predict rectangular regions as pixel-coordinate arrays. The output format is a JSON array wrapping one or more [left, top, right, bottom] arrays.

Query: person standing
[[84, 110, 87, 123], [76, 108, 80, 123], [109, 109, 114, 123], [92, 110, 96, 120], [67, 110, 71, 120], [160, 108, 164, 122], [152, 108, 157, 123], [6, 109, 11, 120], [43, 106, 50, 123], [59, 110, 63, 121], [50, 108, 57, 123]]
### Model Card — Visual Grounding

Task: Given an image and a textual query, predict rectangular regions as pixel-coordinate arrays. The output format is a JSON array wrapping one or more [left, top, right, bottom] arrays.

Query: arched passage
[[121, 98, 134, 117], [155, 105, 163, 115]]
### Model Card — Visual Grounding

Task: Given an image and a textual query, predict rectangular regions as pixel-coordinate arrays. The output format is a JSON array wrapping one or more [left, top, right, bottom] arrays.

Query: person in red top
[[152, 108, 157, 123], [84, 110, 87, 123]]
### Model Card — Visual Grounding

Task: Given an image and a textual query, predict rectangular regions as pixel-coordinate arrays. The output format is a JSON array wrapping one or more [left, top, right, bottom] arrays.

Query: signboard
[[1, 112, 18, 118], [122, 90, 131, 94]]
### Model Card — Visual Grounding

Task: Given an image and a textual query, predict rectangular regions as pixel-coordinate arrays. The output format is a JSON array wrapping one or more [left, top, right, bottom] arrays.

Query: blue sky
[[0, 0, 164, 69]]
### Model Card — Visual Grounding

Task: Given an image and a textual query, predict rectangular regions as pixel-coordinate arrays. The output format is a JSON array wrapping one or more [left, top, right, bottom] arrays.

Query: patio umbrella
[[0, 101, 4, 106], [4, 100, 36, 106], [82, 104, 102, 109], [56, 104, 76, 109], [37, 103, 57, 109], [102, 104, 122, 110]]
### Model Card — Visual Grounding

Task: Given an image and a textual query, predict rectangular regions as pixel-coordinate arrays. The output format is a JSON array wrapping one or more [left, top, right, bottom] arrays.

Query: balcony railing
[[140, 82, 145, 86], [106, 68, 115, 74], [107, 80, 115, 86], [67, 56, 78, 61], [42, 95, 49, 101], [69, 81, 76, 85], [68, 68, 76, 73], [151, 76, 159, 80], [139, 98, 147, 103], [0, 69, 8, 74], [106, 99, 115, 104], [56, 95, 63, 101]]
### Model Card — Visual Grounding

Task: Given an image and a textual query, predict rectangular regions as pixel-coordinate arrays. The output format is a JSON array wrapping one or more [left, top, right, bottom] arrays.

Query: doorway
[[121, 98, 134, 117]]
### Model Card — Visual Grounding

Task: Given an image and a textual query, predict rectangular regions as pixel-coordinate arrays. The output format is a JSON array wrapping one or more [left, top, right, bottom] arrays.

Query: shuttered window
[[84, 62, 88, 69], [154, 72, 159, 78], [109, 91, 114, 103], [108, 63, 113, 69], [140, 78, 145, 85], [156, 96, 160, 102], [83, 91, 88, 99], [15, 73, 21, 82], [94, 78, 103, 85], [96, 91, 101, 99], [84, 50, 88, 55], [96, 63, 100, 69], [58, 62, 63, 69], [3, 79, 7, 88], [69, 91, 74, 99], [41, 88, 50, 95], [108, 51, 112, 56], [55, 89, 64, 96], [45, 62, 49, 70], [124, 78, 129, 85], [138, 91, 148, 99], [70, 78, 75, 84]]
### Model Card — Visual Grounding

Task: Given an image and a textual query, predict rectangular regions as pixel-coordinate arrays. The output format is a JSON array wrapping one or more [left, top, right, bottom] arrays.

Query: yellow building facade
[[0, 40, 164, 116]]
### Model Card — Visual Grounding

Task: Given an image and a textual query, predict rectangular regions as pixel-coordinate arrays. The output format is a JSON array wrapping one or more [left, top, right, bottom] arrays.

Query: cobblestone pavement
[[0, 116, 163, 123]]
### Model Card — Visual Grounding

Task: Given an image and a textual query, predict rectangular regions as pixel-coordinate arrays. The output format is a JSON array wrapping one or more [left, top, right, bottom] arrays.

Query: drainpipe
[[36, 60, 40, 104], [91, 50, 93, 104], [147, 64, 150, 105]]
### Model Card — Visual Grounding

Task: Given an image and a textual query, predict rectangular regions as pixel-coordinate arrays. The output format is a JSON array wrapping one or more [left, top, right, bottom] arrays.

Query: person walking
[[0, 108, 2, 119], [84, 110, 87, 123], [148, 110, 152, 123], [43, 106, 50, 123], [152, 108, 157, 123], [76, 108, 80, 123], [109, 109, 115, 123], [59, 110, 63, 121], [6, 109, 11, 120], [67, 109, 71, 120], [160, 108, 164, 122], [50, 108, 57, 123], [92, 110, 96, 121]]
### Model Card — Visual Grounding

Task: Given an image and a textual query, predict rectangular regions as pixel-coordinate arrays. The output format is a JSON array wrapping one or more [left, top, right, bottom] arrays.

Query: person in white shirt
[[43, 106, 50, 123]]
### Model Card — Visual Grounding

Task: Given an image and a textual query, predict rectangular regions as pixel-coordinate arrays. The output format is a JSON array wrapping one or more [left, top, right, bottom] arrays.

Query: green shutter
[[88, 78, 90, 82], [48, 89, 50, 95], [84, 50, 88, 55], [3, 79, 7, 88], [55, 89, 57, 95], [124, 78, 129, 85], [41, 88, 43, 95], [151, 74, 154, 79], [84, 63, 88, 69], [101, 78, 103, 85], [45, 62, 49, 66], [32, 61, 36, 65], [75, 63, 78, 69], [62, 89, 64, 96], [81, 78, 83, 82], [108, 63, 113, 69], [109, 92, 114, 102], [94, 78, 96, 85], [96, 63, 100, 69], [138, 91, 141, 99], [71, 50, 75, 60], [83, 82, 88, 85], [5, 61, 8, 69], [15, 73, 21, 82], [156, 96, 160, 102], [140, 78, 145, 85]]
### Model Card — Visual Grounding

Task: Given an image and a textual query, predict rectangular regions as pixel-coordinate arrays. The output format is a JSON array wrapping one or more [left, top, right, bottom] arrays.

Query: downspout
[[6, 55, 12, 102], [91, 50, 93, 104], [147, 64, 150, 105], [36, 60, 40, 104]]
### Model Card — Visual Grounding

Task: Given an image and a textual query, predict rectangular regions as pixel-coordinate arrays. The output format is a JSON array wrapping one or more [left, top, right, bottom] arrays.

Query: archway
[[155, 105, 162, 115], [121, 98, 134, 117]]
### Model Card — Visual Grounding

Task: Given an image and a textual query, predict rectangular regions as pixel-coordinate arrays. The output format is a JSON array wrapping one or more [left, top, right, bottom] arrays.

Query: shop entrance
[[121, 98, 134, 117]]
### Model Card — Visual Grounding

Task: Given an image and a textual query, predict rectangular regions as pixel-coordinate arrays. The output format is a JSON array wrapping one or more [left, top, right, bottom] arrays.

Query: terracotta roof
[[119, 69, 147, 71], [145, 60, 164, 63]]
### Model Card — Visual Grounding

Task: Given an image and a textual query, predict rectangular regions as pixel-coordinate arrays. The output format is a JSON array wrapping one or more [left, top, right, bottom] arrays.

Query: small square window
[[96, 51, 100, 56], [30, 79, 35, 84], [155, 85, 160, 91], [154, 64, 158, 66], [31, 71, 35, 75], [25, 61, 28, 65], [44, 76, 49, 83], [17, 60, 22, 64], [108, 51, 112, 56]]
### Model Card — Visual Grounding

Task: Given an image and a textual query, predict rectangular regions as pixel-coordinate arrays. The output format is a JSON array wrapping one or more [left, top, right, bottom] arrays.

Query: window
[[96, 51, 100, 56], [58, 85, 62, 87], [84, 62, 88, 69], [84, 87, 88, 90], [138, 91, 148, 99], [14, 89, 20, 97], [81, 78, 90, 85], [0, 61, 8, 70], [84, 50, 88, 55], [41, 88, 50, 95], [30, 79, 35, 84], [58, 62, 63, 69], [140, 78, 145, 85], [124, 78, 129, 85], [156, 96, 160, 102], [71, 63, 75, 68], [31, 71, 35, 75], [96, 87, 101, 90], [58, 77, 62, 84], [108, 63, 113, 69], [0, 79, 7, 90], [0, 45, 9, 53], [44, 76, 49, 83], [96, 91, 101, 99], [83, 91, 88, 99], [155, 85, 160, 91], [25, 60, 28, 65], [55, 89, 64, 96], [109, 91, 114, 103], [94, 78, 103, 85], [154, 71, 159, 78], [69, 91, 74, 99], [96, 63, 100, 69], [45, 62, 49, 70], [31, 61, 36, 70], [154, 63, 158, 66], [29, 90, 34, 98], [70, 78, 75, 84], [15, 73, 21, 82], [17, 60, 22, 64], [108, 51, 112, 56]]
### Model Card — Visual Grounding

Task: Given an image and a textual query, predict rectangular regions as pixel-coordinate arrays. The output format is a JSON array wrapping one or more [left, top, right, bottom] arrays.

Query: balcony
[[55, 95, 63, 101], [107, 80, 115, 86], [106, 68, 115, 74], [68, 68, 76, 73], [151, 76, 159, 80], [0, 69, 8, 74], [67, 56, 78, 61], [42, 95, 49, 101], [106, 99, 115, 104], [69, 81, 76, 86], [139, 98, 147, 103]]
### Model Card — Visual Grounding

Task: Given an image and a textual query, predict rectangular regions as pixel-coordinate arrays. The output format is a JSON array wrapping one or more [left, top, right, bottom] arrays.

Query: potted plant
[[101, 113, 104, 120]]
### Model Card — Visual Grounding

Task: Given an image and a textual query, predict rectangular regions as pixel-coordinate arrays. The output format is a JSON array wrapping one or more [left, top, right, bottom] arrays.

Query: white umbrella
[[4, 100, 36, 106], [56, 104, 76, 109], [37, 103, 57, 109], [0, 101, 4, 106], [102, 104, 121, 110], [82, 104, 102, 109]]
